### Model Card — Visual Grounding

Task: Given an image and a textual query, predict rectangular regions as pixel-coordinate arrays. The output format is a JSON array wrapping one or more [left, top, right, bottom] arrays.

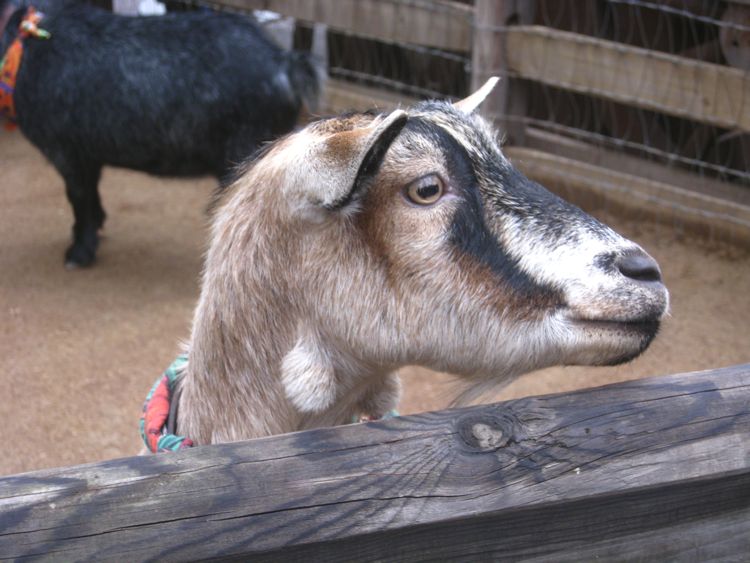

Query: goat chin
[[171, 80, 668, 447], [449, 319, 661, 407]]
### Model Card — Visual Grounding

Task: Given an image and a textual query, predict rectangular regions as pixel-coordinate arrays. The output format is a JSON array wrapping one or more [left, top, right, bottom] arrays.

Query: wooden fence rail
[[1, 364, 749, 561], [505, 25, 750, 133], [212, 0, 473, 52]]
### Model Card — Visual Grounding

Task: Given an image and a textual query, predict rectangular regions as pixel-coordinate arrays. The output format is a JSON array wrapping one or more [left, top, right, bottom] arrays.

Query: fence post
[[471, 0, 534, 145]]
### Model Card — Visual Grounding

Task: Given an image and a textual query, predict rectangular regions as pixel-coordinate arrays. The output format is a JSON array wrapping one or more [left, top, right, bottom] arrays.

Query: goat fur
[[171, 84, 668, 446]]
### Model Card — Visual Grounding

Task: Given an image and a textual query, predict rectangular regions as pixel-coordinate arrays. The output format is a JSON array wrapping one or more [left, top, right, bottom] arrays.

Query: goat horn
[[453, 76, 500, 113]]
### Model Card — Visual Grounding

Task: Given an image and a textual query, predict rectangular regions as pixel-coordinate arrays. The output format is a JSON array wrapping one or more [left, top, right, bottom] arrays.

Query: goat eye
[[405, 175, 444, 205]]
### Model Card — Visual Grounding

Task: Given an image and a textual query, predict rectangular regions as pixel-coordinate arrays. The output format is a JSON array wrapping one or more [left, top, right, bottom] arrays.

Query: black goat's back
[[11, 4, 316, 178]]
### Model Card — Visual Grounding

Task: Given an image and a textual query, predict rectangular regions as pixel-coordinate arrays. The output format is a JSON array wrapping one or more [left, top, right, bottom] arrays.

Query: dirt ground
[[2, 128, 749, 476]]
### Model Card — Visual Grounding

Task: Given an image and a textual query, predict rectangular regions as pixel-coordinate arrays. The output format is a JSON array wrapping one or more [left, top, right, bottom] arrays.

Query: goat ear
[[305, 110, 408, 210], [453, 77, 500, 113]]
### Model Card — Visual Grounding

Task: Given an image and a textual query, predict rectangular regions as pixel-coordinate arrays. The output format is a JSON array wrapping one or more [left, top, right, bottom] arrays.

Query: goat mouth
[[564, 317, 662, 366], [569, 317, 661, 339]]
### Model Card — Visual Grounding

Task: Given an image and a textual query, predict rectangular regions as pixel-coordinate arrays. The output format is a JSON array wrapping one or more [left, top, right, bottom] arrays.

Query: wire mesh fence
[[502, 0, 750, 186]]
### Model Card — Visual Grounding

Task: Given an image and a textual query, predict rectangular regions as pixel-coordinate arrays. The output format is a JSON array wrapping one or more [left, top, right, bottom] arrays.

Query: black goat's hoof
[[64, 244, 96, 269]]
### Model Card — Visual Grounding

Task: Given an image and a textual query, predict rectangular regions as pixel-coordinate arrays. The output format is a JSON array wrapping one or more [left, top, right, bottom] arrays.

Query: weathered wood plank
[[505, 25, 750, 131], [1, 364, 749, 561], [322, 78, 420, 114], [470, 0, 534, 144], [207, 0, 473, 52], [470, 0, 507, 114]]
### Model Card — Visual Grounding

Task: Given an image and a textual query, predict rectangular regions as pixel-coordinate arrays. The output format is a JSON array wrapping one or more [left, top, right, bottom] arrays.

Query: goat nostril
[[615, 251, 662, 283]]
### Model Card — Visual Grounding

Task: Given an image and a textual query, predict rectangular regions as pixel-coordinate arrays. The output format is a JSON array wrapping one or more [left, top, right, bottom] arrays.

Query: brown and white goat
[[173, 80, 669, 446]]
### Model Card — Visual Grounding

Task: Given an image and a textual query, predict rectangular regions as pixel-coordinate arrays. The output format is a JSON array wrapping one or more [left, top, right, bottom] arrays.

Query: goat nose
[[615, 250, 662, 283]]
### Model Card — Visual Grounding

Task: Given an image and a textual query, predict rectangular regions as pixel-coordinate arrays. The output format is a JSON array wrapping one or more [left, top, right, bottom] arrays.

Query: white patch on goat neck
[[281, 334, 338, 413]]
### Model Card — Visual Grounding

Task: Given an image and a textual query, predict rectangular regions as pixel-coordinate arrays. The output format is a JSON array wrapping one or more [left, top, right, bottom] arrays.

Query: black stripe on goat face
[[414, 101, 606, 246], [405, 117, 561, 304]]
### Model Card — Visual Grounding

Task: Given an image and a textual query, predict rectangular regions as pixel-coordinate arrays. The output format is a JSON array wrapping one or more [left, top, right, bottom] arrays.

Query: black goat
[[0, 1, 320, 267]]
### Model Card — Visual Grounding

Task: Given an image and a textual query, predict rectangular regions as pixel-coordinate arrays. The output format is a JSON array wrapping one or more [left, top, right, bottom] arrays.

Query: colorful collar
[[0, 7, 51, 129], [140, 354, 194, 453], [140, 354, 400, 453]]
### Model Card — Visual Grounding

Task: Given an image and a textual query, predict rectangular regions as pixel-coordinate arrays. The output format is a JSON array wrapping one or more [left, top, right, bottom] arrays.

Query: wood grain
[[1, 364, 749, 561]]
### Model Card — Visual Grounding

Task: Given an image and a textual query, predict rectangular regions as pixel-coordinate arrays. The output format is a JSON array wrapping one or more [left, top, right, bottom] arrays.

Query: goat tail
[[285, 50, 325, 114]]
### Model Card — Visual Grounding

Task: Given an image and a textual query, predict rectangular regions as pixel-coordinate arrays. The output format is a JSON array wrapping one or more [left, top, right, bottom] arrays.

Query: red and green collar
[[140, 355, 194, 453]]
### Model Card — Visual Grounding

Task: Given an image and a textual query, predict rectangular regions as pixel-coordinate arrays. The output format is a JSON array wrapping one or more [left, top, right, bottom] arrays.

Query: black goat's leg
[[60, 161, 104, 269], [92, 186, 107, 232]]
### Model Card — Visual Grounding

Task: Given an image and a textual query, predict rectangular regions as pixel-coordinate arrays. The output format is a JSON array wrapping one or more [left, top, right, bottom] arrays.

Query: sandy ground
[[1, 128, 749, 476]]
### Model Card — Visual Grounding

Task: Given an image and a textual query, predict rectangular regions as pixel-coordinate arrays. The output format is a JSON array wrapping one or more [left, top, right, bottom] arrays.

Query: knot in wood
[[472, 423, 504, 449], [456, 413, 510, 451]]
